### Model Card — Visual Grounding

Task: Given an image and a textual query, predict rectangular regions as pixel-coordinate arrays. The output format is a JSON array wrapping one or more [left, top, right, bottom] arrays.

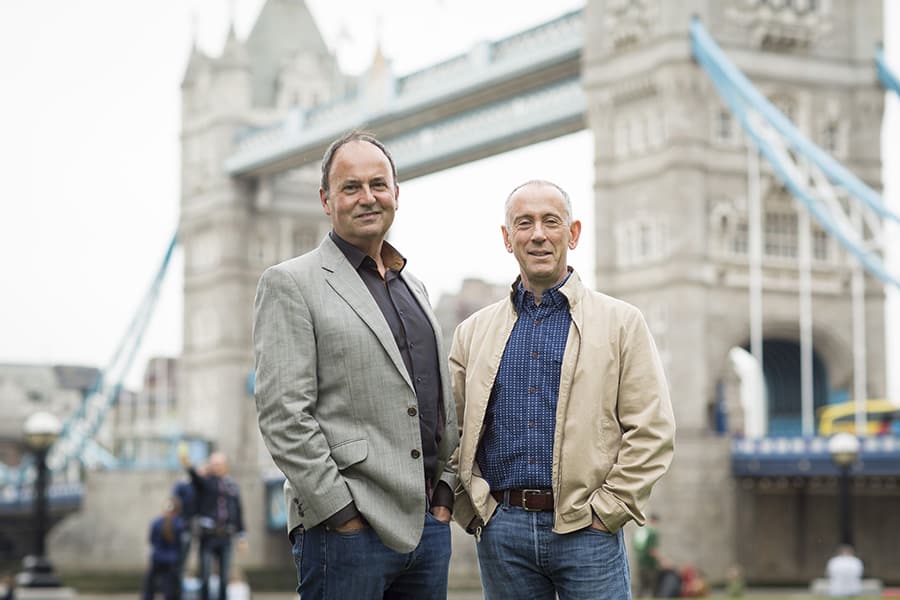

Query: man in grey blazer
[[253, 131, 459, 599]]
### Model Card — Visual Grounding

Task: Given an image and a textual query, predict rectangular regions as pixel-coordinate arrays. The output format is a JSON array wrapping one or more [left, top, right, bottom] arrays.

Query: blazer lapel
[[318, 237, 414, 392]]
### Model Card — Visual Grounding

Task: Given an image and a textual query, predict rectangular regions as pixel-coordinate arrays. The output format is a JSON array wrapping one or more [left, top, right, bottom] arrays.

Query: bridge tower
[[584, 0, 885, 580], [178, 0, 342, 566]]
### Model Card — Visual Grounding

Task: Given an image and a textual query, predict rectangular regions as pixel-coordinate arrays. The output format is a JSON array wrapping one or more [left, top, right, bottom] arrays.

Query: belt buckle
[[520, 489, 544, 512]]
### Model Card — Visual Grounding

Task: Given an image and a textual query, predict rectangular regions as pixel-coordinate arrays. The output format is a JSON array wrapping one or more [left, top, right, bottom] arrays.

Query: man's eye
[[545, 219, 562, 228], [516, 221, 533, 230], [343, 184, 359, 192], [371, 182, 387, 190]]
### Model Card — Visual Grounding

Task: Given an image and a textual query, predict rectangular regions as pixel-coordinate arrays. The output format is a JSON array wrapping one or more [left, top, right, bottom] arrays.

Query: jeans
[[198, 533, 233, 600], [476, 502, 632, 600], [292, 511, 451, 599]]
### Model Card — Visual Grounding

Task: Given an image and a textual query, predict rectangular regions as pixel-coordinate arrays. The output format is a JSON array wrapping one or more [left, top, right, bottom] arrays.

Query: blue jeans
[[476, 502, 632, 600], [292, 512, 451, 599], [198, 533, 232, 600]]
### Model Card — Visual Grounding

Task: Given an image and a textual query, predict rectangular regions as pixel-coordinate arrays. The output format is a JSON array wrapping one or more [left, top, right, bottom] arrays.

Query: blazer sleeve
[[253, 266, 354, 526]]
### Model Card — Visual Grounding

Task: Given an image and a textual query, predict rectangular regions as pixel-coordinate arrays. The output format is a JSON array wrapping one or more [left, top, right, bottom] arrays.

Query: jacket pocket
[[330, 439, 368, 469]]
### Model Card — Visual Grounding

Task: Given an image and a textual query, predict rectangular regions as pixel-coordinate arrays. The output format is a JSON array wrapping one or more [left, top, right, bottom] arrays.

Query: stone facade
[[583, 0, 885, 582]]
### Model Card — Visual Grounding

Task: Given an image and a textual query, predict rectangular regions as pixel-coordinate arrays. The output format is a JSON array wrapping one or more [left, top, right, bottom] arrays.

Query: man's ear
[[568, 220, 582, 249], [501, 226, 513, 253], [320, 188, 331, 216]]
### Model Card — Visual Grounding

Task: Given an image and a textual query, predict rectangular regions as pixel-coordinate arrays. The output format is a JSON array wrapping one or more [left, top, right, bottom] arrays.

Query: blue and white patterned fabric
[[477, 274, 571, 490]]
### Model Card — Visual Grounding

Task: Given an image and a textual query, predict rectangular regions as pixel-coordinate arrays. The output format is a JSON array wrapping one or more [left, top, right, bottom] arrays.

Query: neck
[[520, 270, 568, 304]]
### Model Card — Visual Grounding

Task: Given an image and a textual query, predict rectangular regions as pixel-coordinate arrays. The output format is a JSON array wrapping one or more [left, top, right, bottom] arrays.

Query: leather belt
[[491, 489, 554, 512]]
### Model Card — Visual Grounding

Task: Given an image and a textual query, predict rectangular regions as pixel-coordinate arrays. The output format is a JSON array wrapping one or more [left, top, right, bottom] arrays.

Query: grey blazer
[[253, 235, 458, 553]]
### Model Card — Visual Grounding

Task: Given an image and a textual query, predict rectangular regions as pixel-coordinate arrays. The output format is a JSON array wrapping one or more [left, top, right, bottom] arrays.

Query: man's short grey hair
[[504, 180, 573, 229], [320, 130, 398, 197]]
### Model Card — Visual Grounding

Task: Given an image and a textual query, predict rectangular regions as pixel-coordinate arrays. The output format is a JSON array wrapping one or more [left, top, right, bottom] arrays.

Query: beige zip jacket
[[449, 270, 675, 535]]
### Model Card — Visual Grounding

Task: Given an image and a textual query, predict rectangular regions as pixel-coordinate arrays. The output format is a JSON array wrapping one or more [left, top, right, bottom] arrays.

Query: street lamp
[[16, 411, 63, 588], [827, 432, 861, 547]]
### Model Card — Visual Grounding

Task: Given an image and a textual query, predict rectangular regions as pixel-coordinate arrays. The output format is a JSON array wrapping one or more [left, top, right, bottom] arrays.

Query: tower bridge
[[3, 0, 899, 585]]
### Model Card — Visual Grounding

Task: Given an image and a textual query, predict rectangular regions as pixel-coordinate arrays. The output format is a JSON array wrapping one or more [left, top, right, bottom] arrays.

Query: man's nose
[[360, 185, 377, 203], [531, 223, 547, 241]]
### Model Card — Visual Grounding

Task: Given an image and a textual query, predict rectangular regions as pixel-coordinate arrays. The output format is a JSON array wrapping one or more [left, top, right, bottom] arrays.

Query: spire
[[217, 21, 250, 71], [244, 0, 338, 106]]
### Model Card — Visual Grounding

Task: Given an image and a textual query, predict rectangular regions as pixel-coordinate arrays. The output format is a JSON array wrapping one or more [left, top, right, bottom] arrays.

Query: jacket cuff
[[590, 490, 632, 533], [431, 481, 454, 511], [323, 502, 360, 529]]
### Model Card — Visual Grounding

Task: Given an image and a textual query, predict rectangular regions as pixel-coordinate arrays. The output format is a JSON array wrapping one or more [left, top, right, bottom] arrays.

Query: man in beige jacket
[[450, 180, 675, 600]]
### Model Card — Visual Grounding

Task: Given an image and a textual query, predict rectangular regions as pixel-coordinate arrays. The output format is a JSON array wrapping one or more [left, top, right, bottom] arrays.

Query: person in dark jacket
[[172, 466, 200, 596], [180, 451, 246, 600], [142, 498, 186, 600]]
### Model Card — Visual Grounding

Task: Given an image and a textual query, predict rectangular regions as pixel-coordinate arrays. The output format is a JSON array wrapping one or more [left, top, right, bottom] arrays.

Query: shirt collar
[[329, 230, 407, 273], [513, 269, 572, 312]]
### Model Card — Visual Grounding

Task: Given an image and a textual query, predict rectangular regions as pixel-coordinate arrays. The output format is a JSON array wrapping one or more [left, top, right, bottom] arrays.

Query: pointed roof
[[181, 44, 211, 87], [244, 0, 334, 107], [215, 25, 250, 71]]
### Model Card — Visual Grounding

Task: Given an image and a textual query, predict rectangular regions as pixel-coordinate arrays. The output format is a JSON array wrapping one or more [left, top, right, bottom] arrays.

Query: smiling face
[[502, 182, 581, 294], [320, 140, 399, 254]]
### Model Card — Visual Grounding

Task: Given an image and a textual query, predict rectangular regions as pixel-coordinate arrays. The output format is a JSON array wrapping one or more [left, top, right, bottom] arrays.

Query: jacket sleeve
[[591, 307, 675, 532], [447, 320, 477, 530], [253, 266, 354, 527]]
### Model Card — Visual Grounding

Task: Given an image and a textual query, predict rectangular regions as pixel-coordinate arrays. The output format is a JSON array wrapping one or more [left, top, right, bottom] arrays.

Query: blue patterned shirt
[[476, 274, 571, 490]]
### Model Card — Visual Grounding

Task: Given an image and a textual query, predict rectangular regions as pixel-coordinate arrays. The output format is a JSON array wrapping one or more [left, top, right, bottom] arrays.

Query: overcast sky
[[0, 1, 897, 398]]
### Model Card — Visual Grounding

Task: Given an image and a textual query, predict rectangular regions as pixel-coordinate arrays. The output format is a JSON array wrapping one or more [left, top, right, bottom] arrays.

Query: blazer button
[[411, 449, 421, 459], [408, 407, 418, 416]]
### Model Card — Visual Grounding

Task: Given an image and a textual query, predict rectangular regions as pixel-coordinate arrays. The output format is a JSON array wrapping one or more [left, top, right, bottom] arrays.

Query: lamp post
[[827, 432, 861, 547], [16, 411, 63, 588]]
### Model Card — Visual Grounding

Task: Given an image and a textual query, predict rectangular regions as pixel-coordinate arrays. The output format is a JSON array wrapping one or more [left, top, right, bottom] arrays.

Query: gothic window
[[764, 211, 798, 258], [615, 215, 669, 267], [713, 109, 734, 144], [732, 221, 750, 255], [821, 121, 841, 155], [812, 227, 830, 262]]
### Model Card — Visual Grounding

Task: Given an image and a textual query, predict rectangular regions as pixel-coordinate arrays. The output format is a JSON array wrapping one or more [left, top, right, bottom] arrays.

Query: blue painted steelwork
[[876, 47, 900, 98], [0, 233, 178, 488], [732, 436, 900, 477], [690, 18, 900, 290], [0, 482, 83, 514], [264, 474, 287, 530]]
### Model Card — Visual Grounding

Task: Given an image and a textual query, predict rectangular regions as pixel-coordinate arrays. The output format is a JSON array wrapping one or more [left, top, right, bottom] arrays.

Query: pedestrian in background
[[634, 513, 662, 597], [826, 545, 863, 598], [171, 461, 199, 596], [180, 451, 246, 600], [142, 497, 185, 600]]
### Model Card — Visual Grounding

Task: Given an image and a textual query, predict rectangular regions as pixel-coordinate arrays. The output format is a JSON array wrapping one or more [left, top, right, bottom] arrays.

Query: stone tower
[[178, 0, 343, 566], [583, 0, 885, 580]]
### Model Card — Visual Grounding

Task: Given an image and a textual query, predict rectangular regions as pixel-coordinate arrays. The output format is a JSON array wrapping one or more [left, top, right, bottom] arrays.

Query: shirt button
[[529, 421, 536, 428], [529, 386, 536, 393], [529, 458, 536, 465], [535, 319, 542, 325], [408, 407, 418, 417], [411, 449, 421, 459], [416, 376, 423, 383], [531, 351, 538, 359]]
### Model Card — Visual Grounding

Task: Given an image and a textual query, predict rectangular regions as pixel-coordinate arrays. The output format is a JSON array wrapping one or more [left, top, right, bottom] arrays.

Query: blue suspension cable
[[876, 47, 900, 98], [690, 18, 900, 290]]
